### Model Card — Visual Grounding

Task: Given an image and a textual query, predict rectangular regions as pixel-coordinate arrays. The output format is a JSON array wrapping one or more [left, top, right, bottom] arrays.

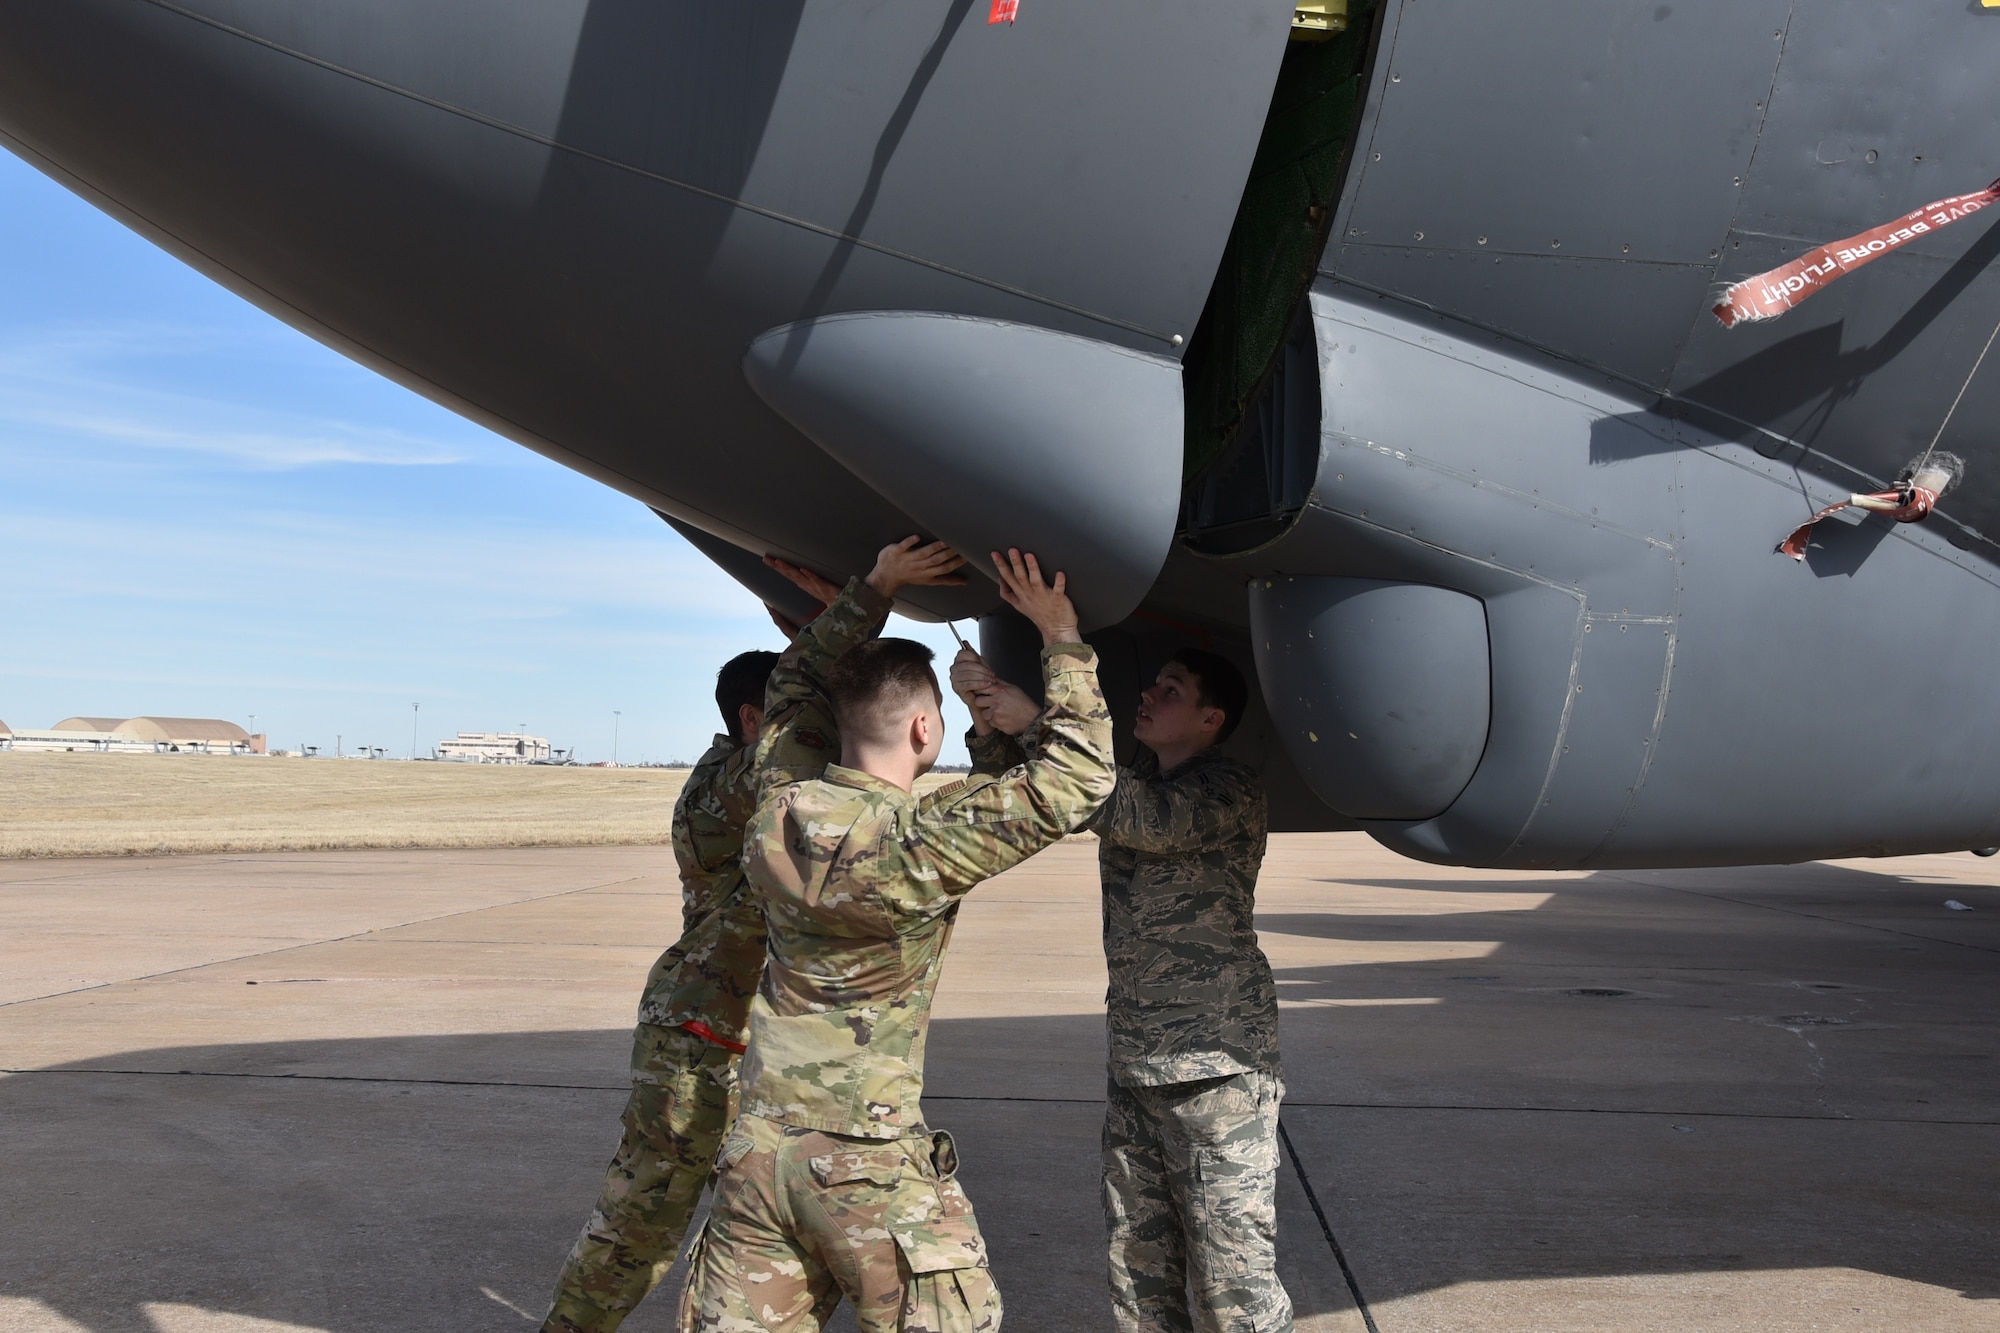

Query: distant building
[[1, 716, 266, 754], [436, 731, 553, 764], [55, 716, 128, 735], [10, 725, 157, 754]]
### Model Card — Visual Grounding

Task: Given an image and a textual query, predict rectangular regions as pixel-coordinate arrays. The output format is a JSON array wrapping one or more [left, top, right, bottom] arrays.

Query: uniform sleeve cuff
[[847, 577, 895, 617]]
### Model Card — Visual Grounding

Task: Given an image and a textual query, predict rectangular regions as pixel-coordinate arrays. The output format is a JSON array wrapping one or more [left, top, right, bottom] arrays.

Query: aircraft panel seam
[[1323, 0, 1407, 258], [1494, 595, 1586, 869], [1662, 0, 1796, 387], [1585, 461, 1685, 866], [1726, 226, 1986, 262], [1320, 286, 2000, 576], [1334, 241, 1714, 269], [1340, 438, 1674, 552], [128, 0, 1178, 347]]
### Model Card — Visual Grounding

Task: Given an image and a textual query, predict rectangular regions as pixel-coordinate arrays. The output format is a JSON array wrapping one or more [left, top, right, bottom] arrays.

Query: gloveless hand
[[949, 646, 999, 702], [970, 679, 1039, 737], [990, 547, 1078, 647], [868, 536, 968, 599], [763, 555, 842, 608]]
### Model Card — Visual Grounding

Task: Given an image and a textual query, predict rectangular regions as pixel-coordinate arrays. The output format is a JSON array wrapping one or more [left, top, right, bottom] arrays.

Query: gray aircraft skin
[[4, 0, 1998, 868]]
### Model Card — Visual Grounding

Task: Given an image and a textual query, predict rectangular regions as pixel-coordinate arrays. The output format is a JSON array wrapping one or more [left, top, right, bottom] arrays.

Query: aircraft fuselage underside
[[3, 0, 1996, 866]]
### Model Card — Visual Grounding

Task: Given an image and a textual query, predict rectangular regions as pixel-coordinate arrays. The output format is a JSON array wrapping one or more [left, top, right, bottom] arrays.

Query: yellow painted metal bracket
[[1291, 0, 1348, 41]]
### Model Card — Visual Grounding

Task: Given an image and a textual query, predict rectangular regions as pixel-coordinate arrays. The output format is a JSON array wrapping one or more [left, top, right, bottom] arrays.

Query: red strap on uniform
[[1714, 179, 2000, 328], [680, 1020, 747, 1054]]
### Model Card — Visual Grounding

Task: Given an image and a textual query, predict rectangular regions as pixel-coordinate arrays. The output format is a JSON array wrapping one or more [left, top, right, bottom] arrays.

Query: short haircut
[[1169, 648, 1250, 744], [826, 638, 941, 746], [716, 650, 781, 743]]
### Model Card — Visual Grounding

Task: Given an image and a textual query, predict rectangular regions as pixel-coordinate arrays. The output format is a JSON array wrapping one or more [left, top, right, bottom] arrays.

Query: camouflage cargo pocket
[[895, 1134, 989, 1274], [1183, 1088, 1280, 1282], [806, 1140, 989, 1274]]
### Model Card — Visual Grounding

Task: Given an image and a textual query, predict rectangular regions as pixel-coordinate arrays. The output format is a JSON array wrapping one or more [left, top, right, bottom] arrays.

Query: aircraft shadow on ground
[[1252, 860, 2000, 1311], [3, 858, 1996, 1329]]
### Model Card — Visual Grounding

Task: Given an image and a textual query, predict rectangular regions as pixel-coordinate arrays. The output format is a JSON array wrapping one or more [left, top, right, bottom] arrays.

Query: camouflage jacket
[[1091, 748, 1278, 1086], [634, 734, 762, 1039], [973, 729, 1280, 1086], [637, 585, 891, 1042], [740, 630, 1116, 1139], [673, 734, 759, 931]]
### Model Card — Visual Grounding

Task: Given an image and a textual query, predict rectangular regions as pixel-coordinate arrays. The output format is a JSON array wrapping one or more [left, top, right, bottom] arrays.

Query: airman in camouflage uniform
[[682, 546, 1115, 1333], [544, 635, 853, 1333], [958, 649, 1286, 1333]]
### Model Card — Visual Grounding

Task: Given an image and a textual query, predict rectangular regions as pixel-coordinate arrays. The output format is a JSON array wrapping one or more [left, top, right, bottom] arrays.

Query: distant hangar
[[0, 716, 265, 754]]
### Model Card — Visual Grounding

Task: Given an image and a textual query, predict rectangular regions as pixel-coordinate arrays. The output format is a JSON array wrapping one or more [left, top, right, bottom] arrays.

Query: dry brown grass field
[[0, 753, 975, 859], [0, 752, 691, 858]]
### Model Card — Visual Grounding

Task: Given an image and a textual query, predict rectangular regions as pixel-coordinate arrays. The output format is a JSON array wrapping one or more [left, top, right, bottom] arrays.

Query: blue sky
[[0, 150, 971, 764]]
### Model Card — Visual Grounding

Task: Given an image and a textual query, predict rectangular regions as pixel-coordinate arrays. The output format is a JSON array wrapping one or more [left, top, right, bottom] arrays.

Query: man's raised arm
[[753, 538, 966, 802], [904, 550, 1116, 898]]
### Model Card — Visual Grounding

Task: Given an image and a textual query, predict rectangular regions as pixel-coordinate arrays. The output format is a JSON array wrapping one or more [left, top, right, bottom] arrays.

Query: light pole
[[612, 711, 621, 766], [411, 702, 420, 760]]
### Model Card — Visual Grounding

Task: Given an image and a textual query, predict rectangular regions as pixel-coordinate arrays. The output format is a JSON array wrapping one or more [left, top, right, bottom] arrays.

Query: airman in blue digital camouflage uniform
[[955, 647, 1288, 1333]]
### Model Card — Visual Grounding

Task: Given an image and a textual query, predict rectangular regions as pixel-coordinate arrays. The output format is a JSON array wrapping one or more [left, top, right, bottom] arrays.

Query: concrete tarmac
[[1, 836, 1996, 1331]]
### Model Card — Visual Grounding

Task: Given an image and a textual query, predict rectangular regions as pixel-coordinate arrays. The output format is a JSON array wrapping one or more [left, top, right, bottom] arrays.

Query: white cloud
[[0, 507, 763, 622], [0, 321, 471, 469], [18, 408, 467, 468]]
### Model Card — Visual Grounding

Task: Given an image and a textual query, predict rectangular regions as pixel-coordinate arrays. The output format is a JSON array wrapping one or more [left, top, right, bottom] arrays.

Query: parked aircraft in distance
[[5, 0, 1998, 867]]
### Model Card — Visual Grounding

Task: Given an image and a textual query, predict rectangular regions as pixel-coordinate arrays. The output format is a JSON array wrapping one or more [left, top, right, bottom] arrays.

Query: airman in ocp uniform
[[680, 545, 1116, 1333], [540, 646, 784, 1333]]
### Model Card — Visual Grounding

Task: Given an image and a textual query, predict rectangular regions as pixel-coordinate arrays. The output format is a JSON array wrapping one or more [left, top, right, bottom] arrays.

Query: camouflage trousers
[[678, 1113, 1002, 1332], [542, 1023, 740, 1333], [1102, 1071, 1292, 1333]]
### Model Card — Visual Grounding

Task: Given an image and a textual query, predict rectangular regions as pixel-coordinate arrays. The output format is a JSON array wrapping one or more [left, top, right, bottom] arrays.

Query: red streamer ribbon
[[680, 1019, 747, 1054], [1714, 179, 2000, 328], [1777, 487, 1938, 560], [987, 0, 1018, 23]]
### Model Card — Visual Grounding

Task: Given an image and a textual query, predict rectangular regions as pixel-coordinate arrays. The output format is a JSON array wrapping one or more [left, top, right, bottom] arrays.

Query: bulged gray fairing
[[977, 605, 1341, 834], [1249, 577, 1490, 820], [744, 313, 1183, 630]]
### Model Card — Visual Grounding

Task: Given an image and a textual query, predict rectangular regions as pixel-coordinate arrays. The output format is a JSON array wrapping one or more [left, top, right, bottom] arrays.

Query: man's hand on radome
[[869, 536, 968, 599]]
